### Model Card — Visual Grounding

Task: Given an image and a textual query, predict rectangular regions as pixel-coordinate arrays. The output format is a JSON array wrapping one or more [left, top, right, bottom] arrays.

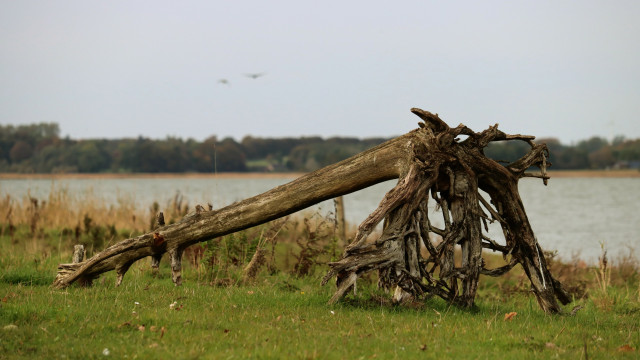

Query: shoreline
[[545, 169, 640, 178], [0, 169, 638, 180]]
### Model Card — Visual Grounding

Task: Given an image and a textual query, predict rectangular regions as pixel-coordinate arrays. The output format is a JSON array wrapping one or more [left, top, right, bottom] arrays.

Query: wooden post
[[72, 245, 85, 263], [334, 196, 347, 243], [151, 212, 165, 274], [169, 248, 184, 286]]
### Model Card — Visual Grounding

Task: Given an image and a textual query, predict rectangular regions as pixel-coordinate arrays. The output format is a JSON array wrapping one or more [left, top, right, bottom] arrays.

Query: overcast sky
[[1, 1, 638, 144]]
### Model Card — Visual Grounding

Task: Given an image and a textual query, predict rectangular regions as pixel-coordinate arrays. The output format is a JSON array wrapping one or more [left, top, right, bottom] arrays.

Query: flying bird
[[218, 79, 230, 86], [244, 73, 266, 79]]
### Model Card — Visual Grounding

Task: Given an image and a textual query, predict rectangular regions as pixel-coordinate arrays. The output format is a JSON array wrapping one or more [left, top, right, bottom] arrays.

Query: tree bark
[[53, 108, 571, 314], [53, 132, 410, 288]]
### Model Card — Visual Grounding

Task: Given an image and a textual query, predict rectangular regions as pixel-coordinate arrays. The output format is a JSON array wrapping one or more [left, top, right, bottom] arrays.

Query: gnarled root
[[323, 109, 570, 314]]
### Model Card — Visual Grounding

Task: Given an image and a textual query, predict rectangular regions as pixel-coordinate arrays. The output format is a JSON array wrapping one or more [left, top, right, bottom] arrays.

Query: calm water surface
[[1, 176, 638, 263]]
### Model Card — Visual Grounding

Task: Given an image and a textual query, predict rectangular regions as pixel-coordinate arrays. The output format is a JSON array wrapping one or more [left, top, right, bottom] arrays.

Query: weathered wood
[[53, 132, 409, 289], [52, 108, 570, 314], [150, 212, 165, 274], [72, 245, 85, 264], [321, 109, 569, 313], [334, 196, 347, 243], [169, 248, 184, 286]]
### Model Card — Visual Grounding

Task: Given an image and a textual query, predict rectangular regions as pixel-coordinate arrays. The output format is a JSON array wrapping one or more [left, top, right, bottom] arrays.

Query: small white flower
[[169, 301, 178, 310], [134, 302, 140, 306], [330, 310, 335, 315], [102, 348, 110, 356]]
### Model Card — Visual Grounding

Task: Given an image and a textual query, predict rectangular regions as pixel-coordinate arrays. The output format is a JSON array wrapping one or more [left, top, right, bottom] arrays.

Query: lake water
[[1, 175, 638, 264]]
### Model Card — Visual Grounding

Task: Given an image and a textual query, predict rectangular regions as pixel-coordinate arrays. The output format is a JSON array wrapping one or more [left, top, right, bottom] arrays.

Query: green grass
[[2, 257, 639, 359], [1, 222, 639, 359]]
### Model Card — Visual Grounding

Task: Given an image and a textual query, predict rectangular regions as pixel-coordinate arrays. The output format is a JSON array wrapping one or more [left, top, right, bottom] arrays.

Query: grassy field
[[1, 189, 639, 359]]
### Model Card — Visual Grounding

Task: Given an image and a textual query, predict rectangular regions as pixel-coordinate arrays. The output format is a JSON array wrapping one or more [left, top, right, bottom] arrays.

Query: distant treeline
[[1, 123, 639, 173]]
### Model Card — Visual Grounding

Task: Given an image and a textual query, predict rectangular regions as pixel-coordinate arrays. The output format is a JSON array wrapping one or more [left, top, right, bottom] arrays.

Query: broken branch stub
[[53, 108, 570, 314]]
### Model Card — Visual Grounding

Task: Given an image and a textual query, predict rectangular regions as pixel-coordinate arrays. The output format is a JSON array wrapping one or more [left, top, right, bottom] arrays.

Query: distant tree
[[123, 137, 159, 172], [215, 137, 246, 172], [157, 137, 191, 172], [588, 147, 615, 169], [286, 144, 311, 171], [612, 139, 640, 162], [35, 136, 58, 152], [133, 138, 170, 173], [117, 137, 191, 173], [27, 123, 60, 139], [75, 141, 111, 173], [484, 141, 531, 163], [9, 141, 34, 163], [576, 136, 608, 154], [29, 143, 65, 172], [317, 138, 362, 166], [286, 137, 386, 171], [192, 136, 217, 172], [0, 125, 16, 162], [241, 136, 315, 161], [1, 123, 60, 165], [110, 139, 139, 172], [557, 147, 589, 169], [612, 135, 626, 146]]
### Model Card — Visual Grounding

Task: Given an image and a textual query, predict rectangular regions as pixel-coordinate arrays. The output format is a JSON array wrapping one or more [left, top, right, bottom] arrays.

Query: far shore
[[545, 169, 640, 178], [0, 169, 639, 180], [0, 172, 305, 180]]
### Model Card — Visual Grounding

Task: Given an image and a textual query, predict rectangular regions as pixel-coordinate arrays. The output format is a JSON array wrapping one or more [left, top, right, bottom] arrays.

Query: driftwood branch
[[53, 108, 570, 314]]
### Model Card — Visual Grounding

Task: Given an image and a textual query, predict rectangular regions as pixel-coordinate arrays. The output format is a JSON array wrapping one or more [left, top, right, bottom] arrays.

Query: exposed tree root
[[322, 109, 570, 313]]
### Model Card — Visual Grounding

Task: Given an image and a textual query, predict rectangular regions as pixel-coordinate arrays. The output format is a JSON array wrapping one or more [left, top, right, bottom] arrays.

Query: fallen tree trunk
[[53, 108, 571, 314]]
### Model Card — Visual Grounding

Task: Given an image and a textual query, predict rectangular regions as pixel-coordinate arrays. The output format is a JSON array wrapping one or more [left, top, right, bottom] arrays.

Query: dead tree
[[53, 108, 571, 314]]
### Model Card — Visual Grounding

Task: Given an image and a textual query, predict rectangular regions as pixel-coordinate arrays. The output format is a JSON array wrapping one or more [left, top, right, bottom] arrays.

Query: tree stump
[[52, 108, 571, 314]]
